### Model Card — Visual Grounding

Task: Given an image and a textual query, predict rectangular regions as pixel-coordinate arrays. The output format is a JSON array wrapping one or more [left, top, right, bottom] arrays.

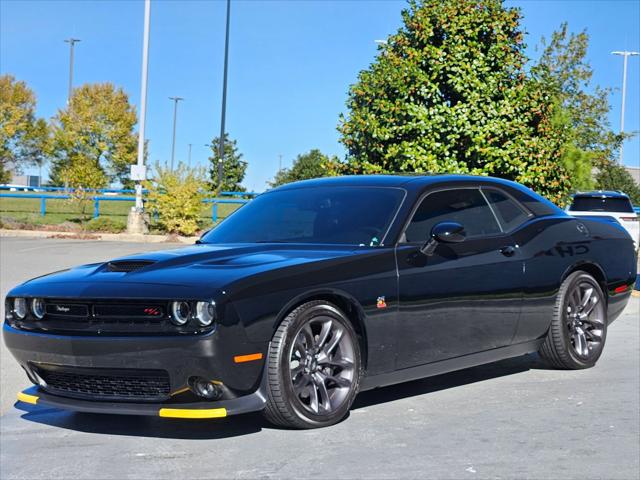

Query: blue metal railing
[[0, 191, 250, 222], [0, 185, 260, 198]]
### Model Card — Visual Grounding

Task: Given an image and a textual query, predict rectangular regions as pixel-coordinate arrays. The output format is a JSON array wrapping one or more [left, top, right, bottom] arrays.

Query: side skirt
[[360, 339, 544, 391]]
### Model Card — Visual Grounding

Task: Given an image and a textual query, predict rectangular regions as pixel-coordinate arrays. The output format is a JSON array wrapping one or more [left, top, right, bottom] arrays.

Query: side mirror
[[420, 221, 466, 256]]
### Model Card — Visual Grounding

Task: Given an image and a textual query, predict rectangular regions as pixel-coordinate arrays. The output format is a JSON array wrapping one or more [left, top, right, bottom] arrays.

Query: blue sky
[[1, 0, 639, 191]]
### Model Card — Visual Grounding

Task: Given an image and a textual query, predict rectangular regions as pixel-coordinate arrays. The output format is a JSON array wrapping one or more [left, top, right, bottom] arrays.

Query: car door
[[395, 186, 525, 369]]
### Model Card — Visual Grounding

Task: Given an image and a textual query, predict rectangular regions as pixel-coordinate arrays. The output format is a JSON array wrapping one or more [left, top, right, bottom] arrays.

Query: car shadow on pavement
[[16, 406, 266, 439], [15, 353, 549, 439], [352, 352, 548, 410]]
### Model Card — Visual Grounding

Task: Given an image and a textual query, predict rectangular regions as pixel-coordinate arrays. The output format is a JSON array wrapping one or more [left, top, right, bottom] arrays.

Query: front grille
[[106, 260, 155, 273], [33, 364, 171, 402]]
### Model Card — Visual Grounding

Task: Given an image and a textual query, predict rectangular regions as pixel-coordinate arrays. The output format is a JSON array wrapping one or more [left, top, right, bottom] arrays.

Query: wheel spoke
[[583, 316, 605, 329], [571, 289, 581, 309], [323, 326, 344, 355], [318, 355, 354, 370], [584, 328, 603, 343], [580, 287, 594, 309], [582, 295, 599, 316], [573, 330, 588, 356], [326, 375, 351, 389], [316, 319, 332, 349], [314, 373, 332, 413], [308, 380, 319, 413]]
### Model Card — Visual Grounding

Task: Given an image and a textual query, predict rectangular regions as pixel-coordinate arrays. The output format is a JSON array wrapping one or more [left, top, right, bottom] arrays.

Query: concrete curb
[[0, 229, 197, 244]]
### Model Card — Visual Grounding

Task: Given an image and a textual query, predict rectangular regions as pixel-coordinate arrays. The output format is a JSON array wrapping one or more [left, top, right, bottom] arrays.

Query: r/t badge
[[376, 296, 387, 309]]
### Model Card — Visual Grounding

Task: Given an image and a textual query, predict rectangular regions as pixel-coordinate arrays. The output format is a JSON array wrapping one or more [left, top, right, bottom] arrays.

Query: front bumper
[[16, 384, 266, 418], [4, 322, 268, 417]]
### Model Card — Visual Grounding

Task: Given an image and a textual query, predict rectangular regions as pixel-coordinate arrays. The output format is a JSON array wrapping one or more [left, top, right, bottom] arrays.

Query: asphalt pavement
[[0, 237, 638, 479]]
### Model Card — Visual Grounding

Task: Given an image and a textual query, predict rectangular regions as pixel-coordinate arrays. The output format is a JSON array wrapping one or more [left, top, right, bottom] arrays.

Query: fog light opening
[[189, 377, 223, 400]]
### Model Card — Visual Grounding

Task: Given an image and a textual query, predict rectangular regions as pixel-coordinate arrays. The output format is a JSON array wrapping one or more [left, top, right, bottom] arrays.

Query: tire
[[539, 271, 608, 369], [262, 300, 362, 429]]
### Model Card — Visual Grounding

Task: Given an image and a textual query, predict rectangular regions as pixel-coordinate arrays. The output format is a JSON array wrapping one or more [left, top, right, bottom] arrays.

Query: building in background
[[625, 166, 640, 186]]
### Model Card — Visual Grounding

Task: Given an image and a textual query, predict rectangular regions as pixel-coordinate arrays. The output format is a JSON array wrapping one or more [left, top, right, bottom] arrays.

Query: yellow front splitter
[[16, 388, 242, 419], [16, 391, 39, 405], [158, 407, 227, 419]]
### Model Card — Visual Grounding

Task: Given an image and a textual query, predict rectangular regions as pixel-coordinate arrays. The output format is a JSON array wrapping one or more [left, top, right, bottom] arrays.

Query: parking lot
[[1, 237, 638, 479]]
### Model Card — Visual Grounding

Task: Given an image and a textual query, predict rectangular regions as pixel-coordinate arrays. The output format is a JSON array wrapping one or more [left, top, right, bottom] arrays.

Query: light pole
[[133, 0, 150, 213], [64, 38, 81, 103], [612, 50, 639, 163], [217, 0, 231, 187], [187, 143, 193, 166], [169, 96, 184, 170]]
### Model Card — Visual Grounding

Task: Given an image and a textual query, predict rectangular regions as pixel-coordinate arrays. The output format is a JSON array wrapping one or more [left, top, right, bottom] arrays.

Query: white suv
[[568, 191, 639, 249]]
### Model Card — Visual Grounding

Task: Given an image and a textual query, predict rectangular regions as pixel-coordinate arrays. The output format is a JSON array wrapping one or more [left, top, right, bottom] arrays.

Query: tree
[[337, 0, 570, 204], [61, 157, 109, 222], [269, 149, 337, 187], [595, 162, 640, 205], [532, 23, 624, 191], [206, 134, 247, 192], [49, 83, 137, 186], [144, 162, 208, 236], [0, 75, 49, 183]]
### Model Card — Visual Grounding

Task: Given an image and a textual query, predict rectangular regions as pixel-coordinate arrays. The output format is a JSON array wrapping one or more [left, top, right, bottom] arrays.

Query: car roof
[[272, 174, 526, 192], [572, 190, 630, 199]]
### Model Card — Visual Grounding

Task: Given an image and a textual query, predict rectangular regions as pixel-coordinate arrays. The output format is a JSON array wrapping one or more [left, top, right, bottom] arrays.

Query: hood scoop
[[106, 260, 156, 273]]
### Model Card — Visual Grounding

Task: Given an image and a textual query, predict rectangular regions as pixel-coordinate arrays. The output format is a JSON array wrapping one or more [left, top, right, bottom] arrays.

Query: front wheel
[[539, 271, 607, 369], [263, 301, 361, 429]]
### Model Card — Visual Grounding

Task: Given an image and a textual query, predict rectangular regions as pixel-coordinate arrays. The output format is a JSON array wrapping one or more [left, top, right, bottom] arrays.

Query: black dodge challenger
[[4, 175, 637, 428]]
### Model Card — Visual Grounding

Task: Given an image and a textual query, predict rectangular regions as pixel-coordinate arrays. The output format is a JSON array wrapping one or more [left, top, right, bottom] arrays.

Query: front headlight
[[13, 298, 27, 319], [31, 298, 45, 320], [170, 301, 191, 326], [195, 301, 216, 326]]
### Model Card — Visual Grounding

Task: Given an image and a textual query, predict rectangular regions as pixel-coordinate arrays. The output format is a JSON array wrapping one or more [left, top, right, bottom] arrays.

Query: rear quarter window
[[482, 189, 530, 232]]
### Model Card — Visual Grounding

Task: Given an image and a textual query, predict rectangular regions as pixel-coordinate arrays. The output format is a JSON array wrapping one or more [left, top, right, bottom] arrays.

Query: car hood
[[9, 243, 363, 299]]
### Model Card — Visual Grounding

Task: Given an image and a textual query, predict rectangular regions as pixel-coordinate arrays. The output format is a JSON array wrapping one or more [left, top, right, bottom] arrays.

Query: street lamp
[[64, 38, 81, 103], [187, 143, 193, 166], [169, 96, 184, 170], [133, 0, 150, 214], [217, 0, 231, 188], [612, 50, 639, 163]]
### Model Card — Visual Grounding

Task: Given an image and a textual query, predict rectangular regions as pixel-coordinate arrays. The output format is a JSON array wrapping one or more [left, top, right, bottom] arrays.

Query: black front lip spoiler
[[17, 381, 267, 419]]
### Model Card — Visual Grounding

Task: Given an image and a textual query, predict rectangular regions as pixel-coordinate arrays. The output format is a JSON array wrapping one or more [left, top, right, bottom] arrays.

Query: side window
[[483, 189, 530, 232], [404, 188, 501, 243]]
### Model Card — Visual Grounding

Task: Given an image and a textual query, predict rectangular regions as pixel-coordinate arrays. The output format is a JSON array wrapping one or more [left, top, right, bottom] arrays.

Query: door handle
[[500, 245, 516, 257]]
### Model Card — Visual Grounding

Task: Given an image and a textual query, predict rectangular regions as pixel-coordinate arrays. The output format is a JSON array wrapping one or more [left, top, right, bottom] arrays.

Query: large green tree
[[0, 75, 49, 183], [207, 134, 247, 192], [337, 0, 570, 204], [595, 162, 640, 205], [49, 83, 137, 186], [532, 23, 623, 192], [269, 149, 337, 187]]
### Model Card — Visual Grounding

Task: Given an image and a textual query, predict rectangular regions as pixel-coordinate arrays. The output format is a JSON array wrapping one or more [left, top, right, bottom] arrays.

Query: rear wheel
[[263, 301, 361, 429], [539, 271, 607, 369]]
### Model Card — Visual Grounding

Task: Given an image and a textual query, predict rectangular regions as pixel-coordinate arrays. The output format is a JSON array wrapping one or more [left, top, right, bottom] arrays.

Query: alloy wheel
[[288, 316, 356, 415], [565, 281, 605, 359]]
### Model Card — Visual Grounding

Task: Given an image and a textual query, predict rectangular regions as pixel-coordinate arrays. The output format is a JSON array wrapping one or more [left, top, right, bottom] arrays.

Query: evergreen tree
[[338, 0, 570, 204], [207, 134, 247, 192]]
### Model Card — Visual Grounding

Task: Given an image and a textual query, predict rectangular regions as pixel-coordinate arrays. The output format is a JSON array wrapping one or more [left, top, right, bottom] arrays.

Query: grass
[[0, 192, 243, 233]]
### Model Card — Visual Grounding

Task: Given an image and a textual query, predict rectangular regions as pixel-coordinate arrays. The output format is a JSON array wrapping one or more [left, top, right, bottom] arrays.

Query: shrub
[[144, 162, 207, 236], [85, 217, 126, 233]]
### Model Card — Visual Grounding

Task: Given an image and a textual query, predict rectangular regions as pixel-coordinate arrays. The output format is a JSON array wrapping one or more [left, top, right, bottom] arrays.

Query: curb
[[0, 229, 197, 244]]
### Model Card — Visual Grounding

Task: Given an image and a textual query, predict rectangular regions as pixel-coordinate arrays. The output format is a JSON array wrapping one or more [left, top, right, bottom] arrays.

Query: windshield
[[201, 186, 405, 246], [570, 196, 634, 213]]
